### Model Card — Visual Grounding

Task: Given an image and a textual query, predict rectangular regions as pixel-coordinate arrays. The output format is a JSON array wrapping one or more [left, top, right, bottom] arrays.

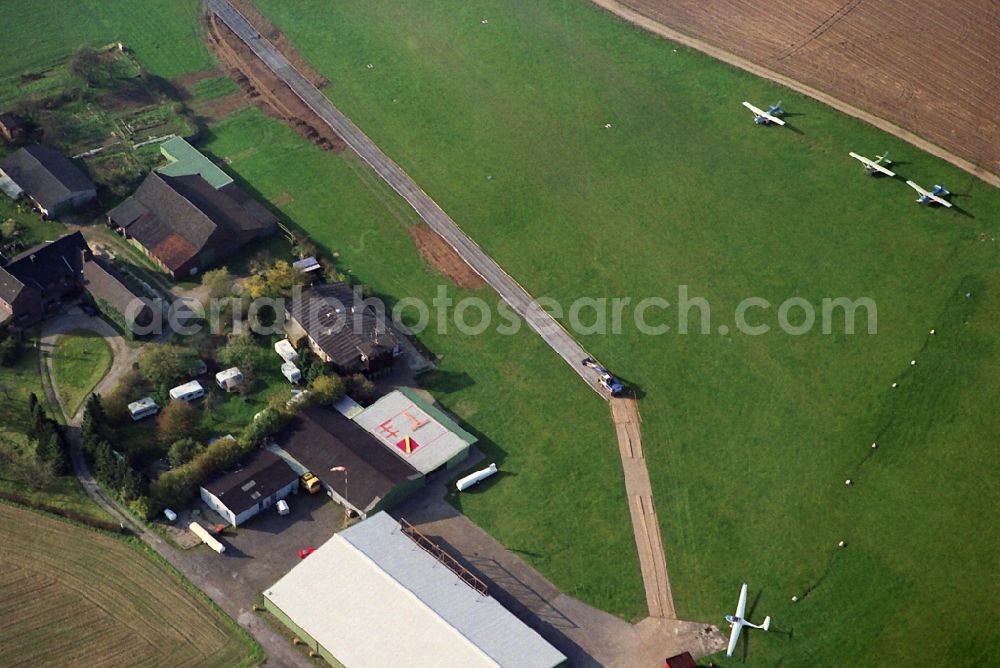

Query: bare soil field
[[614, 0, 1000, 178], [204, 11, 345, 152], [0, 504, 253, 667], [408, 224, 485, 289]]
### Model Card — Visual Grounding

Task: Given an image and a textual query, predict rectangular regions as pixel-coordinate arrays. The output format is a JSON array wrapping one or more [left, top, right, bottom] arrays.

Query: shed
[[200, 449, 298, 526], [263, 512, 567, 668], [215, 366, 243, 392]]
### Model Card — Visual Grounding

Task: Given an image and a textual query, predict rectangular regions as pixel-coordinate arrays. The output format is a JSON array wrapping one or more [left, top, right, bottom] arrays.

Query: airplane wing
[[928, 194, 953, 208], [906, 180, 930, 197], [849, 152, 896, 176], [737, 582, 748, 618], [727, 621, 742, 657], [742, 101, 785, 124]]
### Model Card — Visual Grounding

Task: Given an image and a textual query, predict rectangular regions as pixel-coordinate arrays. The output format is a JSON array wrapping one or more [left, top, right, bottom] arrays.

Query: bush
[[157, 401, 201, 446], [310, 374, 345, 406], [139, 344, 200, 388], [103, 369, 145, 425], [345, 373, 376, 404], [167, 437, 204, 468]]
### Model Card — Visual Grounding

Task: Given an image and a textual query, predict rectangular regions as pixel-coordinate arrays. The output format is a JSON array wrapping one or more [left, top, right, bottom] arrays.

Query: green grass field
[[243, 1, 999, 663], [0, 503, 259, 667], [0, 1, 211, 81], [51, 330, 113, 417], [0, 335, 113, 524]]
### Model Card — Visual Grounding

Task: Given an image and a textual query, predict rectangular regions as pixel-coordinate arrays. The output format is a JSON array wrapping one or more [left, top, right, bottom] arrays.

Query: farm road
[[207, 0, 613, 397]]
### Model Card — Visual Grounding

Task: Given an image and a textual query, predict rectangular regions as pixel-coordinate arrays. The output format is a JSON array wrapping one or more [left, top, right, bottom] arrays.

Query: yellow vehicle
[[300, 472, 321, 494]]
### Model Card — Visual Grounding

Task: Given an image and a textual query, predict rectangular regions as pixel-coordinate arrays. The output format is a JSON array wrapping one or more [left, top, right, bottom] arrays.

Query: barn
[[353, 388, 476, 475], [263, 512, 567, 668]]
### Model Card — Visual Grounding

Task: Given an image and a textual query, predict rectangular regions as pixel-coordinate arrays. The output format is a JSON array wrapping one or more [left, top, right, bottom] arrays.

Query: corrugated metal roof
[[264, 512, 566, 668], [353, 389, 475, 474]]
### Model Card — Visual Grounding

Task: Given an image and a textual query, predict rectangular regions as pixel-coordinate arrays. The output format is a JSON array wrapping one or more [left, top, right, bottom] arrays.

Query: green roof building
[[157, 137, 233, 189]]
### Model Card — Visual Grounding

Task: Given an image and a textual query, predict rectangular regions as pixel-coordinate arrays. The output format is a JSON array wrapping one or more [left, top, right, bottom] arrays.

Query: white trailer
[[127, 397, 159, 421], [189, 521, 225, 553], [169, 381, 204, 402], [274, 338, 298, 363], [215, 367, 243, 392], [281, 361, 302, 384], [456, 463, 498, 491]]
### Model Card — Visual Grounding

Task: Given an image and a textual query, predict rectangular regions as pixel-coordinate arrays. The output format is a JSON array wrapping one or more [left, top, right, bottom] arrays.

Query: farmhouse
[[353, 388, 476, 475], [285, 282, 400, 376], [0, 231, 151, 331], [107, 169, 276, 278], [0, 145, 96, 217], [269, 406, 424, 518], [264, 512, 567, 668], [200, 448, 298, 526]]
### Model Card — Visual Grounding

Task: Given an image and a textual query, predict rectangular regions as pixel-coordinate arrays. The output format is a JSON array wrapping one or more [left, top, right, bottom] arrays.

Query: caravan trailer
[[127, 397, 159, 421], [169, 380, 205, 402], [281, 361, 302, 384]]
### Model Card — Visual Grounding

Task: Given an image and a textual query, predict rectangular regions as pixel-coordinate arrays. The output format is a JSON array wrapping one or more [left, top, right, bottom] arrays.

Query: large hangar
[[264, 512, 566, 668]]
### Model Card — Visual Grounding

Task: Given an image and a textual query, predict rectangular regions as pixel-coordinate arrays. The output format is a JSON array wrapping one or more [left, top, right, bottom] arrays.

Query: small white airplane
[[849, 151, 896, 177], [905, 180, 953, 208], [725, 582, 771, 657], [742, 101, 786, 126]]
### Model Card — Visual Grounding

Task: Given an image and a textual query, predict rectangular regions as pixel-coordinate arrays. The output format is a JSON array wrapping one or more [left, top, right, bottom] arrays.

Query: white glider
[[725, 582, 771, 657]]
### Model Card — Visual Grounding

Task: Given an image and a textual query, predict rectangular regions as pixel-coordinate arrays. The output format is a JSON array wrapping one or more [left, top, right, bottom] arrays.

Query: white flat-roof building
[[264, 512, 566, 668], [169, 380, 204, 402], [353, 388, 475, 474]]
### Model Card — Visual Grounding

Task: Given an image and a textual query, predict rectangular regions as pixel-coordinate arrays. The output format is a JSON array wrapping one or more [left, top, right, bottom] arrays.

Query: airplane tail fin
[[762, 616, 771, 632]]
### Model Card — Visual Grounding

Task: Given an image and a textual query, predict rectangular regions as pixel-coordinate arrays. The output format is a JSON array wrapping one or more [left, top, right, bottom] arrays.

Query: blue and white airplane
[[725, 582, 771, 657], [742, 101, 786, 126], [905, 180, 953, 208]]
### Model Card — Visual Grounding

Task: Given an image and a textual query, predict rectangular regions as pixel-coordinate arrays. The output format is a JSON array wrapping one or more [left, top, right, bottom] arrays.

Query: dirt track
[[408, 224, 485, 289], [605, 0, 1000, 183], [205, 10, 345, 152]]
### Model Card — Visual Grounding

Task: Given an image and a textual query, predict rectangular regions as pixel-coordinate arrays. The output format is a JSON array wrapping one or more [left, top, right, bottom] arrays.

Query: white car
[[276, 499, 290, 516]]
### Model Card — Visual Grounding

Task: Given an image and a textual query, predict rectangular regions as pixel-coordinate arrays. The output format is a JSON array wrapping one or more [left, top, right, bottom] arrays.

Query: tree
[[120, 468, 146, 502], [244, 260, 306, 299], [157, 401, 201, 446], [168, 437, 204, 468], [310, 373, 345, 406], [102, 369, 145, 426], [218, 333, 267, 390], [202, 267, 234, 299], [138, 344, 199, 388], [68, 47, 113, 86], [345, 374, 376, 404], [36, 432, 68, 475], [0, 336, 20, 367], [84, 394, 106, 427]]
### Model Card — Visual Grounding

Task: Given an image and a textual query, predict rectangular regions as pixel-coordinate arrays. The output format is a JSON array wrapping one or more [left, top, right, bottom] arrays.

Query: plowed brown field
[[615, 0, 1000, 177]]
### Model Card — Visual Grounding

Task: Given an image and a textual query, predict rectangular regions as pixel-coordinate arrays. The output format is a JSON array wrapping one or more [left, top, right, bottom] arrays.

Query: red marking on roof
[[151, 233, 199, 271], [395, 436, 420, 455]]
